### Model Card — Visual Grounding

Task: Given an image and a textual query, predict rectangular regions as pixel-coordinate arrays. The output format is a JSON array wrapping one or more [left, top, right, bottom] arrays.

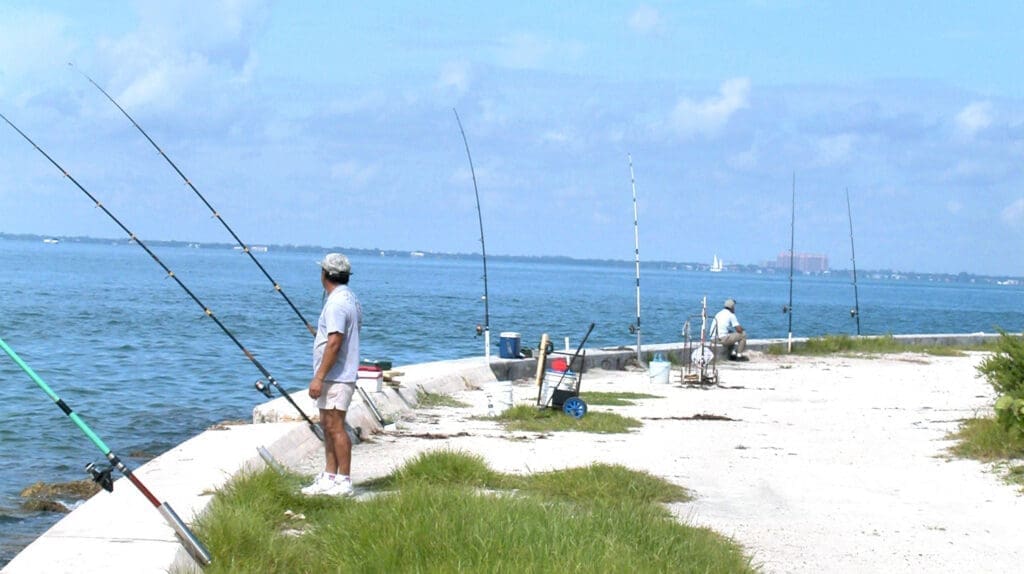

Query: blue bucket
[[498, 332, 521, 359]]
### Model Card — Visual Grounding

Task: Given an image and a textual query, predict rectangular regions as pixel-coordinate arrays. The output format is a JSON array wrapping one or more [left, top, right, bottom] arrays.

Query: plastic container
[[358, 365, 384, 392], [648, 358, 671, 384], [498, 332, 521, 359]]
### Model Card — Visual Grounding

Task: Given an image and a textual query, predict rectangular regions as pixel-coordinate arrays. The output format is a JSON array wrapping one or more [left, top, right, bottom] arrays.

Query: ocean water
[[1, 236, 1023, 563]]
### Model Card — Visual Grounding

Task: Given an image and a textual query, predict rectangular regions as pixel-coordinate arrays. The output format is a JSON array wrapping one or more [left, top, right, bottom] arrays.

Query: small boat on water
[[42, 238, 59, 244], [710, 254, 723, 272], [410, 251, 425, 257]]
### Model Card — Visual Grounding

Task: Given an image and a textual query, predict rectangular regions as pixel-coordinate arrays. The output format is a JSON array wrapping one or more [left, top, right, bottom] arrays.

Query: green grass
[[188, 451, 756, 573], [417, 389, 470, 408], [494, 404, 642, 433], [764, 334, 986, 356], [580, 391, 662, 406], [947, 416, 1024, 489], [1007, 464, 1024, 487], [947, 417, 1024, 462]]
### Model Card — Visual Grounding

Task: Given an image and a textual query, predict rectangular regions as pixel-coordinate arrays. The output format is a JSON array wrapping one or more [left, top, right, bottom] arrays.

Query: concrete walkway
[[3, 334, 1007, 572]]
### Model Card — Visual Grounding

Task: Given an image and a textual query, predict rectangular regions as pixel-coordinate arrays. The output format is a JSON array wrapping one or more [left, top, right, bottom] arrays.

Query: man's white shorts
[[317, 381, 356, 411]]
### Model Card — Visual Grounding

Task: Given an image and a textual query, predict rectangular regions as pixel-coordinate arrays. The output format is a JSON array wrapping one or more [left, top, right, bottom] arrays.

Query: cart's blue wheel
[[563, 397, 587, 419]]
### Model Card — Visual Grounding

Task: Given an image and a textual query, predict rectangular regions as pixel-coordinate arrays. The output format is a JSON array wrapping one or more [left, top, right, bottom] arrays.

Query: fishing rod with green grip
[[0, 335, 212, 567], [0, 110, 324, 443]]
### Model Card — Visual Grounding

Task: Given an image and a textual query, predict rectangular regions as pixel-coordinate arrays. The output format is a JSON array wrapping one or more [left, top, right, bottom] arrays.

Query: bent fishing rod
[[453, 108, 491, 359], [0, 111, 324, 442], [628, 153, 643, 365], [0, 335, 212, 567], [71, 64, 316, 337], [846, 188, 861, 335]]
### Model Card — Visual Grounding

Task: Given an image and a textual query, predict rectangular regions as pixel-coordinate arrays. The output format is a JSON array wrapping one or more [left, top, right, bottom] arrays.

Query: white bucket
[[485, 380, 515, 414], [648, 360, 671, 384]]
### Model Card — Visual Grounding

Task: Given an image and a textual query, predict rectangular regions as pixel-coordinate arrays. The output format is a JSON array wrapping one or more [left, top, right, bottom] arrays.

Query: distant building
[[776, 252, 828, 273]]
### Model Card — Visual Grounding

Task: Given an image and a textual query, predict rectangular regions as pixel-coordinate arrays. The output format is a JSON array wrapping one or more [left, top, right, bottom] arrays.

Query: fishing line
[[453, 108, 491, 359], [70, 63, 316, 337], [0, 335, 212, 566], [0, 111, 324, 442], [846, 188, 861, 335], [627, 153, 643, 365]]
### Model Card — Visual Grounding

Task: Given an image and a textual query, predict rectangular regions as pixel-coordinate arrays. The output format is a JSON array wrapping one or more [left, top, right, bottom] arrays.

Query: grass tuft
[[947, 416, 1024, 462], [366, 449, 508, 489], [188, 452, 755, 573], [764, 334, 975, 356], [494, 404, 641, 433], [417, 390, 470, 408], [580, 391, 662, 406], [523, 463, 690, 506]]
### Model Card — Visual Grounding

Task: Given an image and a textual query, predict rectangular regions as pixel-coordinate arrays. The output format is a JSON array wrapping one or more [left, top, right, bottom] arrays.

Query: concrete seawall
[[2, 333, 1001, 572]]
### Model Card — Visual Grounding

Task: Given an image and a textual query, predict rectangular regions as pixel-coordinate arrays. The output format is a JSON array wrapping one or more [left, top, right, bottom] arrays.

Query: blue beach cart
[[536, 323, 595, 419]]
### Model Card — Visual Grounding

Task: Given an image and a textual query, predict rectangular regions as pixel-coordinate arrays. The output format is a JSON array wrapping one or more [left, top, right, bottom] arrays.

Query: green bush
[[977, 330, 1024, 434]]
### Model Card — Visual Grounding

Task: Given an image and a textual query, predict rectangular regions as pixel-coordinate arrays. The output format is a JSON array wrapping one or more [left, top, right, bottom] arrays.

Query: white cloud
[[0, 11, 75, 98], [497, 33, 551, 69], [330, 160, 379, 188], [495, 33, 585, 70], [1001, 198, 1024, 225], [946, 200, 962, 214], [815, 133, 855, 166], [670, 78, 750, 138], [436, 61, 470, 93], [628, 5, 662, 34], [540, 130, 570, 144], [728, 147, 759, 170], [97, 0, 268, 111], [955, 101, 992, 137]]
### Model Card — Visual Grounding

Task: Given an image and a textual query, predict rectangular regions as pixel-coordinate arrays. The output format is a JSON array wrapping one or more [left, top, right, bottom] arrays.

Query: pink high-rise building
[[776, 252, 828, 273]]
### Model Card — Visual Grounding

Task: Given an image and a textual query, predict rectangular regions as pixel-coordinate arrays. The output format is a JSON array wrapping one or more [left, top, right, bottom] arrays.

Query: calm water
[[1, 237, 1022, 562]]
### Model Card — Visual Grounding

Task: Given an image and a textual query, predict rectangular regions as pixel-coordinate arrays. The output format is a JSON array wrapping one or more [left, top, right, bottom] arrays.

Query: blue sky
[[1, 1, 1023, 275]]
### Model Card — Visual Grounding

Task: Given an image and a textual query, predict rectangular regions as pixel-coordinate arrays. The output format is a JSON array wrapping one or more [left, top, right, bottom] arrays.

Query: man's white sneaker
[[325, 479, 354, 498], [300, 472, 335, 496]]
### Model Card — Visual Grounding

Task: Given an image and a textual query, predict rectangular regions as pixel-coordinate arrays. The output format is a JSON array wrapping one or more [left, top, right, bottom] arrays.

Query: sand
[[296, 351, 1023, 573]]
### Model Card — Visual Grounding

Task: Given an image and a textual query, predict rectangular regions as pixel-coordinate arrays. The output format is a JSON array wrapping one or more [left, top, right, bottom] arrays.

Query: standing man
[[302, 253, 362, 497], [710, 298, 748, 361]]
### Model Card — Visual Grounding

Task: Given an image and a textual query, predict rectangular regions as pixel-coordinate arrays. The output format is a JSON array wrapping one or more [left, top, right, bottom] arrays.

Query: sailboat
[[710, 254, 723, 273]]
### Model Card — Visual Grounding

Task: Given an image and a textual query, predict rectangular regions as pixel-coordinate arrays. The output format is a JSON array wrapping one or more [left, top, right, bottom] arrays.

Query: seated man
[[709, 298, 748, 361]]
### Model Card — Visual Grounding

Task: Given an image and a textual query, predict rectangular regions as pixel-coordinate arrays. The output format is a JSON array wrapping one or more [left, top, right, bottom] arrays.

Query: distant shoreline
[[3, 231, 1021, 284]]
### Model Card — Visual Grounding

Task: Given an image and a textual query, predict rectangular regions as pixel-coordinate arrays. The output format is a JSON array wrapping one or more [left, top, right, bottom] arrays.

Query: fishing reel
[[475, 324, 484, 336], [782, 305, 791, 314], [850, 308, 859, 318], [254, 379, 274, 399], [85, 462, 114, 493], [628, 323, 638, 335]]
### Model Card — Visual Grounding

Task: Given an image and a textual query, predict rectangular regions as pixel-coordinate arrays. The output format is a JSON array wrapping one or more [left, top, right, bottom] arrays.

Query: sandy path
[[297, 352, 1023, 573]]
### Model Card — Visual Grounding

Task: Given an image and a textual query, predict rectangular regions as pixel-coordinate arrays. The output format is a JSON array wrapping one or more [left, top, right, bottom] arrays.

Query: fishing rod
[[783, 172, 795, 352], [74, 67, 362, 441], [627, 153, 643, 365], [453, 108, 491, 360], [0, 335, 212, 566], [0, 111, 324, 443], [71, 63, 316, 337], [846, 188, 861, 335]]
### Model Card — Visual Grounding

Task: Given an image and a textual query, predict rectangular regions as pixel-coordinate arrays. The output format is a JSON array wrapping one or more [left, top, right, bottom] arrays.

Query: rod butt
[[158, 502, 212, 566]]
